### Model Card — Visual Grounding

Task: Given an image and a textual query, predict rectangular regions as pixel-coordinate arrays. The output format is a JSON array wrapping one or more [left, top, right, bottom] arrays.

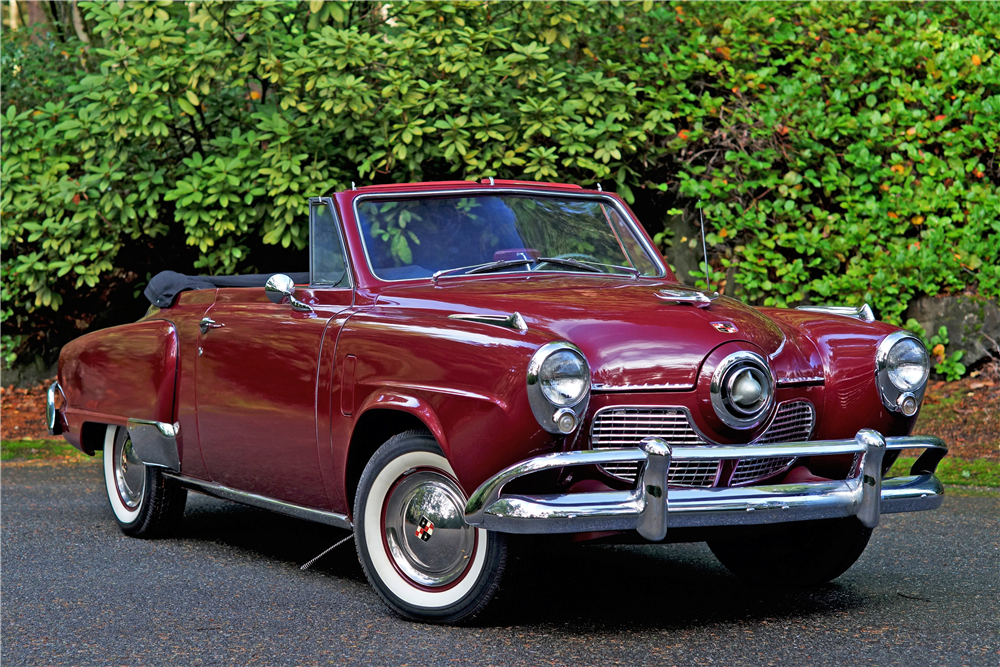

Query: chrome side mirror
[[265, 274, 313, 312]]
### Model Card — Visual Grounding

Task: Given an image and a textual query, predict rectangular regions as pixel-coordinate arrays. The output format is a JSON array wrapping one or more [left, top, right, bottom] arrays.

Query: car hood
[[375, 276, 822, 389]]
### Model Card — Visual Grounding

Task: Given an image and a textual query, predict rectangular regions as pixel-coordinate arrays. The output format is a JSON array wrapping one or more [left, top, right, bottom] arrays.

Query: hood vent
[[447, 311, 528, 333], [796, 303, 875, 323]]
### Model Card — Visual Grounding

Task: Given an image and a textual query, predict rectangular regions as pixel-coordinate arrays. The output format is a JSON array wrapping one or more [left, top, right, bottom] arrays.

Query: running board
[[164, 474, 353, 530]]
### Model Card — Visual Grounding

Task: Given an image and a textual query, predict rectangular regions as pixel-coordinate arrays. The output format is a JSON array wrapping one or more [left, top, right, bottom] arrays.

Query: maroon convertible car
[[48, 179, 946, 623]]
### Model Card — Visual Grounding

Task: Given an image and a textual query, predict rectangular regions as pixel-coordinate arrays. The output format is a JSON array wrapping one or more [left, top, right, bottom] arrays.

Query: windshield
[[356, 195, 662, 281]]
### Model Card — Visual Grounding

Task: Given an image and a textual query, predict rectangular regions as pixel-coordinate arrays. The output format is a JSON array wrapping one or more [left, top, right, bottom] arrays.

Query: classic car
[[47, 179, 947, 623]]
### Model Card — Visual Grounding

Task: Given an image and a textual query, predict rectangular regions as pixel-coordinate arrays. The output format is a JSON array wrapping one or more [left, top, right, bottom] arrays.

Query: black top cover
[[144, 271, 310, 308]]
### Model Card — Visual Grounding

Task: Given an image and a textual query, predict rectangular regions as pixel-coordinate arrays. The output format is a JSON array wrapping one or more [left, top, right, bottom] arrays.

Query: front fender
[[336, 309, 561, 495], [354, 389, 451, 456], [761, 308, 913, 439]]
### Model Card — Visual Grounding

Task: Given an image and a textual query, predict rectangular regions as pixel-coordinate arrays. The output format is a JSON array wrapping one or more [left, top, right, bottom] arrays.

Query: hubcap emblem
[[415, 516, 435, 542]]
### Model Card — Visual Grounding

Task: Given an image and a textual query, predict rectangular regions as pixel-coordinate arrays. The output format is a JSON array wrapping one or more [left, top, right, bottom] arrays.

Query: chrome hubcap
[[383, 470, 475, 587], [115, 434, 145, 509]]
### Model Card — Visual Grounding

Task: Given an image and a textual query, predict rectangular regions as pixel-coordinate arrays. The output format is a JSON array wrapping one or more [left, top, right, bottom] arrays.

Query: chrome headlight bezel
[[710, 351, 776, 430], [527, 341, 590, 434], [876, 331, 929, 416]]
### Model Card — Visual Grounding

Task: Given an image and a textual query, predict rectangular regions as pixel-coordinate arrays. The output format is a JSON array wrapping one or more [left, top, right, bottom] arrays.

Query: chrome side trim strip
[[448, 311, 528, 333], [127, 418, 181, 472], [796, 303, 875, 323], [465, 431, 945, 538], [164, 474, 353, 530]]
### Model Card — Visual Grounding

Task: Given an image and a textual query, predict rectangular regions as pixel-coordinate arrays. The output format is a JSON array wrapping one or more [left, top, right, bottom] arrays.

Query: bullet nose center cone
[[732, 372, 762, 406]]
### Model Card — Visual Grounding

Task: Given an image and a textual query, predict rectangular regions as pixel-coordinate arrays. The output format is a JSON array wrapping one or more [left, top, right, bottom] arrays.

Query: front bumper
[[464, 430, 946, 541]]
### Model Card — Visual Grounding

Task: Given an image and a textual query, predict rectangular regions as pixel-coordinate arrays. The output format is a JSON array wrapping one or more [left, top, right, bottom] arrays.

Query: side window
[[311, 199, 350, 287]]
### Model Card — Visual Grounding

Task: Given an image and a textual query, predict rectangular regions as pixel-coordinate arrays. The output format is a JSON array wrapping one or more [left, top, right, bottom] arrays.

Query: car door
[[195, 198, 353, 508]]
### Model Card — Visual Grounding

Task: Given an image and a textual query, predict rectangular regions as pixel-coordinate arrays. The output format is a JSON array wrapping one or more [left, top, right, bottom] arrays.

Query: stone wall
[[905, 295, 1000, 368], [1, 357, 58, 389]]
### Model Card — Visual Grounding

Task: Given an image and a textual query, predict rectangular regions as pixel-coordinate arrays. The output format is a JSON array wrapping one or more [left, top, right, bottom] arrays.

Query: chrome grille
[[590, 407, 705, 448], [666, 460, 721, 487], [731, 456, 795, 485], [591, 401, 815, 487], [754, 400, 815, 444], [597, 460, 720, 487], [731, 401, 814, 485], [591, 407, 715, 486]]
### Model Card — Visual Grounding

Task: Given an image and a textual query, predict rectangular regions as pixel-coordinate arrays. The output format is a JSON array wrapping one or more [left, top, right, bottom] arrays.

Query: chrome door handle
[[199, 317, 225, 334]]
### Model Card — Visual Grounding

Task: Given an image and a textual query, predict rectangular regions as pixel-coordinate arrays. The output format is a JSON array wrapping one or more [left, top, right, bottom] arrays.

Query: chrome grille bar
[[592, 401, 816, 487]]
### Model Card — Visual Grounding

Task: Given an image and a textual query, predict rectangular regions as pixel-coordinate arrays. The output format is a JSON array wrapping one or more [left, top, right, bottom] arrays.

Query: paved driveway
[[2, 460, 997, 666]]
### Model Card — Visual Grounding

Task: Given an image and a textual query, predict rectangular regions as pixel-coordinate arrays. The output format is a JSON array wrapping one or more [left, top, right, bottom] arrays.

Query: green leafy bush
[[1, 1, 997, 365]]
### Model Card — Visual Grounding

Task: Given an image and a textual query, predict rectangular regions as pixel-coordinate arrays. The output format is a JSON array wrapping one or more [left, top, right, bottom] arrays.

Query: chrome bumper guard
[[464, 430, 946, 541], [46, 381, 64, 436]]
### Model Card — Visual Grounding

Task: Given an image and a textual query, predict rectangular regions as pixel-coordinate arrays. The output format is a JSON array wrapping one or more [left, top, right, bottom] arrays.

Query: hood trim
[[776, 376, 825, 386], [592, 382, 694, 392]]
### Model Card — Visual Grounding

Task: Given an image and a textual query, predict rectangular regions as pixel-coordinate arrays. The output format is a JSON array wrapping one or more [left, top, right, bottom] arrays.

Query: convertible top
[[144, 271, 309, 308]]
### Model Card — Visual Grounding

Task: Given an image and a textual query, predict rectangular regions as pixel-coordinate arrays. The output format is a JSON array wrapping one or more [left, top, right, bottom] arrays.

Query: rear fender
[[59, 320, 179, 449]]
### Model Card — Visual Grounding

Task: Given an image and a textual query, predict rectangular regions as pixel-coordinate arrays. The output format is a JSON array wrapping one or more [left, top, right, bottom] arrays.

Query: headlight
[[710, 351, 775, 429], [876, 332, 929, 416], [527, 342, 590, 434], [886, 337, 929, 391], [538, 349, 589, 406]]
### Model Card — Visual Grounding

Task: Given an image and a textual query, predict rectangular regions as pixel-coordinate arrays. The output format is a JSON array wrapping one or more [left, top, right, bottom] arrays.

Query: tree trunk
[[23, 0, 49, 43], [9, 0, 21, 31], [70, 0, 89, 43]]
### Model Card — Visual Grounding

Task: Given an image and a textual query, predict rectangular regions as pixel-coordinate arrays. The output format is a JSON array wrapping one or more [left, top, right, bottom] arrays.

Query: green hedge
[[2, 1, 998, 364]]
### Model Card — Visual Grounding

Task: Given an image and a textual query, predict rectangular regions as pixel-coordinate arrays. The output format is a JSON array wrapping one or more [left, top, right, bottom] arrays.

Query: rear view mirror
[[265, 273, 296, 304], [265, 274, 313, 312]]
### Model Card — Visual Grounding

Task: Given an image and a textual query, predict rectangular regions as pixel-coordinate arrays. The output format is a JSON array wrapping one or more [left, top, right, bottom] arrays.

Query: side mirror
[[265, 274, 313, 312]]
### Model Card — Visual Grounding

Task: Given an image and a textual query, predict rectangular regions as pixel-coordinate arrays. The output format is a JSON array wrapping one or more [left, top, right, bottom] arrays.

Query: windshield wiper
[[466, 257, 602, 276], [432, 256, 630, 282], [568, 260, 642, 278], [466, 258, 536, 275], [533, 257, 602, 273], [432, 259, 532, 282]]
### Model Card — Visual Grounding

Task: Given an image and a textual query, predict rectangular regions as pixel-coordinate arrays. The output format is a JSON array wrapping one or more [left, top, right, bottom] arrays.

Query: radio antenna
[[698, 200, 711, 291]]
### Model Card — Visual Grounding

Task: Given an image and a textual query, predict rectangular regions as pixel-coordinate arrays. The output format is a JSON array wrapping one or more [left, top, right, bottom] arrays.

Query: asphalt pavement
[[2, 460, 997, 666]]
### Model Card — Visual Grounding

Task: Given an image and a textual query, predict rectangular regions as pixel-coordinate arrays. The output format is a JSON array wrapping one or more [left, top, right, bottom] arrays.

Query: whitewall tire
[[102, 424, 187, 538], [354, 431, 507, 624]]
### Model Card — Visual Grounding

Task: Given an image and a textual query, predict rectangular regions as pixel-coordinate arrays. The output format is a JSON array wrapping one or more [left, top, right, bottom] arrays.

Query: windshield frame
[[350, 188, 667, 284]]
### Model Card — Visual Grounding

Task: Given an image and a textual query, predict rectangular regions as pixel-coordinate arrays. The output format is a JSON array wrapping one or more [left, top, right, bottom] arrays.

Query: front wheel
[[103, 424, 186, 538], [708, 517, 873, 587], [354, 431, 507, 624]]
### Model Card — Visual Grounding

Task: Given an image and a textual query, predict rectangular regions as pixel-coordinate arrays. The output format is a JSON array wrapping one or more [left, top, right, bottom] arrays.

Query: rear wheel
[[102, 425, 186, 538], [708, 517, 873, 587], [354, 431, 506, 624]]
